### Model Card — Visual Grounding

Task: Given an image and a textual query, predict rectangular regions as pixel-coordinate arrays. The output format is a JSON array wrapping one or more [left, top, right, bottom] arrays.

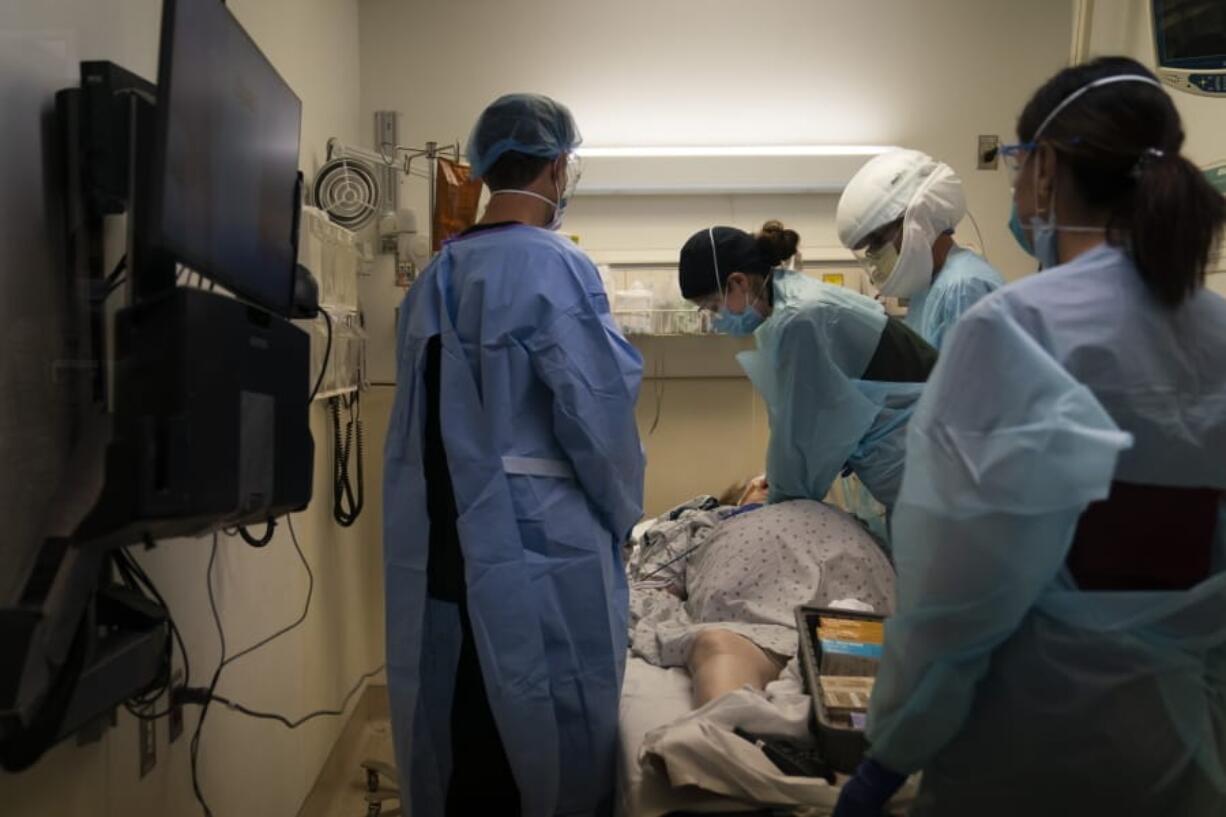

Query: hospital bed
[[616, 512, 912, 817], [617, 517, 827, 816]]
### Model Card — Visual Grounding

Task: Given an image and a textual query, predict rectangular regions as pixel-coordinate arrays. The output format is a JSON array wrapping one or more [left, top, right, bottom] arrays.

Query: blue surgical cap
[[466, 93, 582, 180]]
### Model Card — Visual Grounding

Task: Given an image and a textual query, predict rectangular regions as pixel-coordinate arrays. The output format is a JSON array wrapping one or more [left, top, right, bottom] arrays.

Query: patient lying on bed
[[628, 492, 893, 707]]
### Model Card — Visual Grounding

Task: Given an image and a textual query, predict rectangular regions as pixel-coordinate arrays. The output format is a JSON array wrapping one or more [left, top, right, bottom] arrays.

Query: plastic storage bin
[[298, 310, 365, 400], [614, 281, 654, 335], [603, 267, 712, 336], [299, 205, 360, 312], [794, 605, 886, 773]]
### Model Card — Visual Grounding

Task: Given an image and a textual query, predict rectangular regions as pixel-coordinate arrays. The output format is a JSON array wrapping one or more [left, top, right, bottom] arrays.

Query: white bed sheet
[[618, 656, 764, 817], [617, 656, 918, 817]]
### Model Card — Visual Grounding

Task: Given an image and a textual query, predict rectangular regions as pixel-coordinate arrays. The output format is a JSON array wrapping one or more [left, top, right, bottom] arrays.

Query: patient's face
[[740, 476, 769, 506]]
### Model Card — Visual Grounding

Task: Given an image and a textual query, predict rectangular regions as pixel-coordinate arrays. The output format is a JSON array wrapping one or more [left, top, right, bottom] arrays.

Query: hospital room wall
[[1086, 0, 1226, 298], [0, 2, 386, 817], [357, 0, 1074, 514]]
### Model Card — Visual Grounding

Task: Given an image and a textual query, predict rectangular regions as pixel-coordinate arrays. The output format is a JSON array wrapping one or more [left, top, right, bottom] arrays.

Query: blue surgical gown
[[904, 246, 1004, 349], [868, 243, 1226, 816], [737, 270, 923, 509], [383, 224, 645, 817]]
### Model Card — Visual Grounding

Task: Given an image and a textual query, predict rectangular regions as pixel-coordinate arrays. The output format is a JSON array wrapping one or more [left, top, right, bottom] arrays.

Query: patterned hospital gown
[[630, 499, 895, 667]]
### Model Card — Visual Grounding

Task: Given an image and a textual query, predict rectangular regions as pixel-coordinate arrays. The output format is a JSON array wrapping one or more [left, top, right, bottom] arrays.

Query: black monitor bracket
[[0, 58, 312, 770]]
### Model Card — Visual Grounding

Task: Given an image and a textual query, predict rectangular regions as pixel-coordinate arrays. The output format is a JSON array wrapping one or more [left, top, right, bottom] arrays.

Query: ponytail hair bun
[[756, 220, 801, 266]]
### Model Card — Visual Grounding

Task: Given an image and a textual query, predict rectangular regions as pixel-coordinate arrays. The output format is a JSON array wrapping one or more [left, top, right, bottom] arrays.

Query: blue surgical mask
[[1010, 207, 1061, 271], [1009, 168, 1092, 271], [1008, 201, 1033, 255], [1009, 200, 1061, 270], [713, 301, 765, 335], [1030, 211, 1060, 270]]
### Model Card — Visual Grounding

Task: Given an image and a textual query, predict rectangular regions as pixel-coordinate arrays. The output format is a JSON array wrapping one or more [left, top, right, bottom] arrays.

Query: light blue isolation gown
[[903, 246, 1004, 349], [383, 224, 645, 817], [868, 243, 1226, 816], [737, 270, 925, 510]]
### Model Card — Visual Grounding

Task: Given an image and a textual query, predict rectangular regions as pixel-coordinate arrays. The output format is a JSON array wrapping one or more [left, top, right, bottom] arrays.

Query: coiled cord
[[331, 392, 364, 527]]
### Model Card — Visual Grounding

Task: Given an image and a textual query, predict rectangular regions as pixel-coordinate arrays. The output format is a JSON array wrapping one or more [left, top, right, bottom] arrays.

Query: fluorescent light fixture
[[575, 145, 895, 158]]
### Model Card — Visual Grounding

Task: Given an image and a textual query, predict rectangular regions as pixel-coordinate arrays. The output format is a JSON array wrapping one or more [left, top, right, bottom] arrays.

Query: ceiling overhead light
[[575, 145, 896, 158]]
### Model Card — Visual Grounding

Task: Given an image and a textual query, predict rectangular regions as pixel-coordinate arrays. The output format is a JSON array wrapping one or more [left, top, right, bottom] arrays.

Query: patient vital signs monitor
[[1153, 0, 1226, 96]]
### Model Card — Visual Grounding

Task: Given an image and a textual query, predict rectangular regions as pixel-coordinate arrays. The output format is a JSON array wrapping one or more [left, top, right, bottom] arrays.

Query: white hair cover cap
[[837, 149, 967, 298]]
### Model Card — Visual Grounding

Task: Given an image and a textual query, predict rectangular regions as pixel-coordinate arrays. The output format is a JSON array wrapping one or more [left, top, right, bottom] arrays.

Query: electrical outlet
[[979, 135, 1000, 170], [168, 669, 184, 744], [139, 716, 157, 778]]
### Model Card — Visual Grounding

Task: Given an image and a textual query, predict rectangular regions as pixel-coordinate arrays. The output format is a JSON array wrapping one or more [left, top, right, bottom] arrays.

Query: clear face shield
[[559, 152, 582, 208], [852, 219, 904, 289]]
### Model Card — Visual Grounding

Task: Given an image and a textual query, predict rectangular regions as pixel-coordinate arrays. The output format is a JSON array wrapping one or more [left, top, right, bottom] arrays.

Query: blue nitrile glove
[[833, 757, 907, 817]]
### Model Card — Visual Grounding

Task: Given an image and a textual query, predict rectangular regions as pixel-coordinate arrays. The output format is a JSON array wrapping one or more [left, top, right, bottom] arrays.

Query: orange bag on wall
[[432, 157, 483, 252]]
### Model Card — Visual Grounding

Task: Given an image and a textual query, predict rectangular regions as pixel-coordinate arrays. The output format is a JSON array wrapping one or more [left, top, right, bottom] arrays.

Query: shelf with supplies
[[598, 259, 878, 339], [597, 259, 893, 379], [600, 264, 707, 337]]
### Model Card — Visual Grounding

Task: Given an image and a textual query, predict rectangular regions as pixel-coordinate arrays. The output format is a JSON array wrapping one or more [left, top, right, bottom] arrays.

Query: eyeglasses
[[693, 277, 761, 315], [999, 142, 1036, 176]]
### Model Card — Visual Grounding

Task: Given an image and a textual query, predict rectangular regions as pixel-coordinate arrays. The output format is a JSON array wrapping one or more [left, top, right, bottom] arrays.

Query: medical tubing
[[965, 210, 988, 259], [638, 541, 704, 582]]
